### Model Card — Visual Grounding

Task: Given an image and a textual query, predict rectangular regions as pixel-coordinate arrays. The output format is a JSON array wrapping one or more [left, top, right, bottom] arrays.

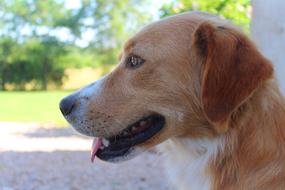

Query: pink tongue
[[91, 138, 102, 163]]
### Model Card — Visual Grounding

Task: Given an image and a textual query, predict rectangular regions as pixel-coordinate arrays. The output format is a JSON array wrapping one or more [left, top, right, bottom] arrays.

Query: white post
[[251, 0, 285, 94]]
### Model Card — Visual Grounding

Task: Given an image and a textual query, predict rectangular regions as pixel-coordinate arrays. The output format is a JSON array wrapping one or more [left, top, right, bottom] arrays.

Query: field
[[0, 91, 70, 125], [0, 68, 104, 125]]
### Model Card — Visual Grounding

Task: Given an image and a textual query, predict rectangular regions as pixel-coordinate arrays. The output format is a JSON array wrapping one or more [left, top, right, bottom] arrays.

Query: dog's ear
[[193, 22, 273, 132]]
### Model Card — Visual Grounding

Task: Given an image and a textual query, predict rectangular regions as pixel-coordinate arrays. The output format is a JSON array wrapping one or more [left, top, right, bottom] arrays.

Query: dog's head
[[60, 12, 273, 162]]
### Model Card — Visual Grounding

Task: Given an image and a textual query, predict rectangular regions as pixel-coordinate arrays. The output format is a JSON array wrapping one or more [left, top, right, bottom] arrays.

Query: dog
[[60, 12, 285, 190]]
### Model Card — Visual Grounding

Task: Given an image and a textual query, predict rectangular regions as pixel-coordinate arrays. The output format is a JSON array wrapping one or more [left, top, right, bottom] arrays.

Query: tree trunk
[[0, 63, 6, 91], [251, 0, 285, 94], [42, 59, 48, 90], [1, 78, 5, 91], [0, 78, 5, 91]]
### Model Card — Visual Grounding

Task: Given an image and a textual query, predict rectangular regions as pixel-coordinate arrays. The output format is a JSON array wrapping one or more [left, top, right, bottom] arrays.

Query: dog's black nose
[[59, 95, 76, 116]]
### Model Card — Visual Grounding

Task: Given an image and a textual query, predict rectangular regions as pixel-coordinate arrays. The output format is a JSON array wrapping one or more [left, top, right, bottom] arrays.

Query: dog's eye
[[126, 55, 145, 69]]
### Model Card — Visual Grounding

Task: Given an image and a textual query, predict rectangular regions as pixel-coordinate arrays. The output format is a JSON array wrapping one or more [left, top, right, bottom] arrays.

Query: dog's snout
[[60, 95, 76, 116]]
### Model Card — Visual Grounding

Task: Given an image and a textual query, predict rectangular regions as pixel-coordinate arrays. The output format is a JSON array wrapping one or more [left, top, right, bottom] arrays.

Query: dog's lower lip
[[95, 114, 165, 161]]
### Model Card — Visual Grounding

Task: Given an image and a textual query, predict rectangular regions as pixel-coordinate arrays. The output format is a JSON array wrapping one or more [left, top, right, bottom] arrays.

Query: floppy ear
[[193, 22, 273, 132]]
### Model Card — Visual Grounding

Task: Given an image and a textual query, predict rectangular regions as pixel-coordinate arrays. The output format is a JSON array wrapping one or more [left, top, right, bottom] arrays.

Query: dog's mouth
[[91, 114, 165, 162]]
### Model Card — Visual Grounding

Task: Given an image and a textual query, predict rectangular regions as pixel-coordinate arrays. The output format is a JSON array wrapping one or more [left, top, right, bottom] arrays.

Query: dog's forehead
[[121, 12, 224, 62], [122, 20, 191, 57], [123, 13, 215, 54]]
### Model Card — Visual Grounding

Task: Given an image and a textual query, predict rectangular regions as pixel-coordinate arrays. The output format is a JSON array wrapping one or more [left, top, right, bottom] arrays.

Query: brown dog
[[60, 12, 285, 190]]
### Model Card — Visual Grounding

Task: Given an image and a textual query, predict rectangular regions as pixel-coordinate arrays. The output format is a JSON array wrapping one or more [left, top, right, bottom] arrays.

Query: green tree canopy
[[0, 0, 251, 91], [160, 0, 251, 31], [0, 0, 153, 90]]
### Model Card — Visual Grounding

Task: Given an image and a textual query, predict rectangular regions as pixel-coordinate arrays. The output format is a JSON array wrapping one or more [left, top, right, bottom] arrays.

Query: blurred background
[[0, 0, 283, 190]]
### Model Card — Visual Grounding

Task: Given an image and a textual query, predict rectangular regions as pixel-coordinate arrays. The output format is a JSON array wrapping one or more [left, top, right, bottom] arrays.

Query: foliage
[[160, 0, 251, 31], [0, 37, 18, 90], [0, 0, 251, 91], [0, 0, 71, 90], [0, 0, 152, 90]]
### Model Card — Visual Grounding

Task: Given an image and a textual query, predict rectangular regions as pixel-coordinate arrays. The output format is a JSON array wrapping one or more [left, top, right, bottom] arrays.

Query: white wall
[[251, 0, 285, 94]]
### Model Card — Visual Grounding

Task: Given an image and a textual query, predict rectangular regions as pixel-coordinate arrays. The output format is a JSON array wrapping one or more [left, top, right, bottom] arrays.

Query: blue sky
[[63, 0, 170, 47], [12, 0, 172, 47]]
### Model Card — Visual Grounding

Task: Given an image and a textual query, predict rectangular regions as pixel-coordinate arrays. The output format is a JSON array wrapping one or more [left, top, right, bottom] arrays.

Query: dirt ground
[[0, 122, 175, 190]]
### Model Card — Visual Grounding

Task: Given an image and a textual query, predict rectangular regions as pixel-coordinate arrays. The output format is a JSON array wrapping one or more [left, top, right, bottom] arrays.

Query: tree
[[0, 0, 72, 90], [0, 0, 153, 90], [22, 37, 67, 90], [72, 0, 153, 64], [160, 0, 251, 31], [0, 37, 17, 90]]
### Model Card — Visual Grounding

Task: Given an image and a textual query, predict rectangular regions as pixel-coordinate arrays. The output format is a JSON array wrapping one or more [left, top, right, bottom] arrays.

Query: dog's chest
[[159, 138, 221, 190]]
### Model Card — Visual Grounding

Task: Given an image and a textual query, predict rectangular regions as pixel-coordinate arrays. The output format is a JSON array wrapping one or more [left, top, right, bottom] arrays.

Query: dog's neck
[[162, 80, 285, 190], [211, 80, 285, 190], [160, 137, 222, 190]]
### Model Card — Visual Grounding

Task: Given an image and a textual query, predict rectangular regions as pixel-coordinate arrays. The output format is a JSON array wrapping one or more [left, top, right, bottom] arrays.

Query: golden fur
[[64, 12, 285, 189]]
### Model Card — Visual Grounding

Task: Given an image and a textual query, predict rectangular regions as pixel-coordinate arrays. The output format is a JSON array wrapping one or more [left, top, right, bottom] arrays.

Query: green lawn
[[0, 91, 71, 125]]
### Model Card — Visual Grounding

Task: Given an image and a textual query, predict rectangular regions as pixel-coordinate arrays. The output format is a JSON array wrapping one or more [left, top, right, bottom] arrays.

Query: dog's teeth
[[102, 139, 110, 147]]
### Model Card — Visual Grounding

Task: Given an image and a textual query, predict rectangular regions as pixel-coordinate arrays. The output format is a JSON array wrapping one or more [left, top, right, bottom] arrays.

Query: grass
[[0, 67, 107, 125], [0, 91, 70, 125]]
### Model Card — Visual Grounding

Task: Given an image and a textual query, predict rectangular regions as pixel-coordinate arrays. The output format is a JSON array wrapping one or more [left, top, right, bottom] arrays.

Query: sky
[[10, 0, 173, 47], [63, 0, 171, 47]]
